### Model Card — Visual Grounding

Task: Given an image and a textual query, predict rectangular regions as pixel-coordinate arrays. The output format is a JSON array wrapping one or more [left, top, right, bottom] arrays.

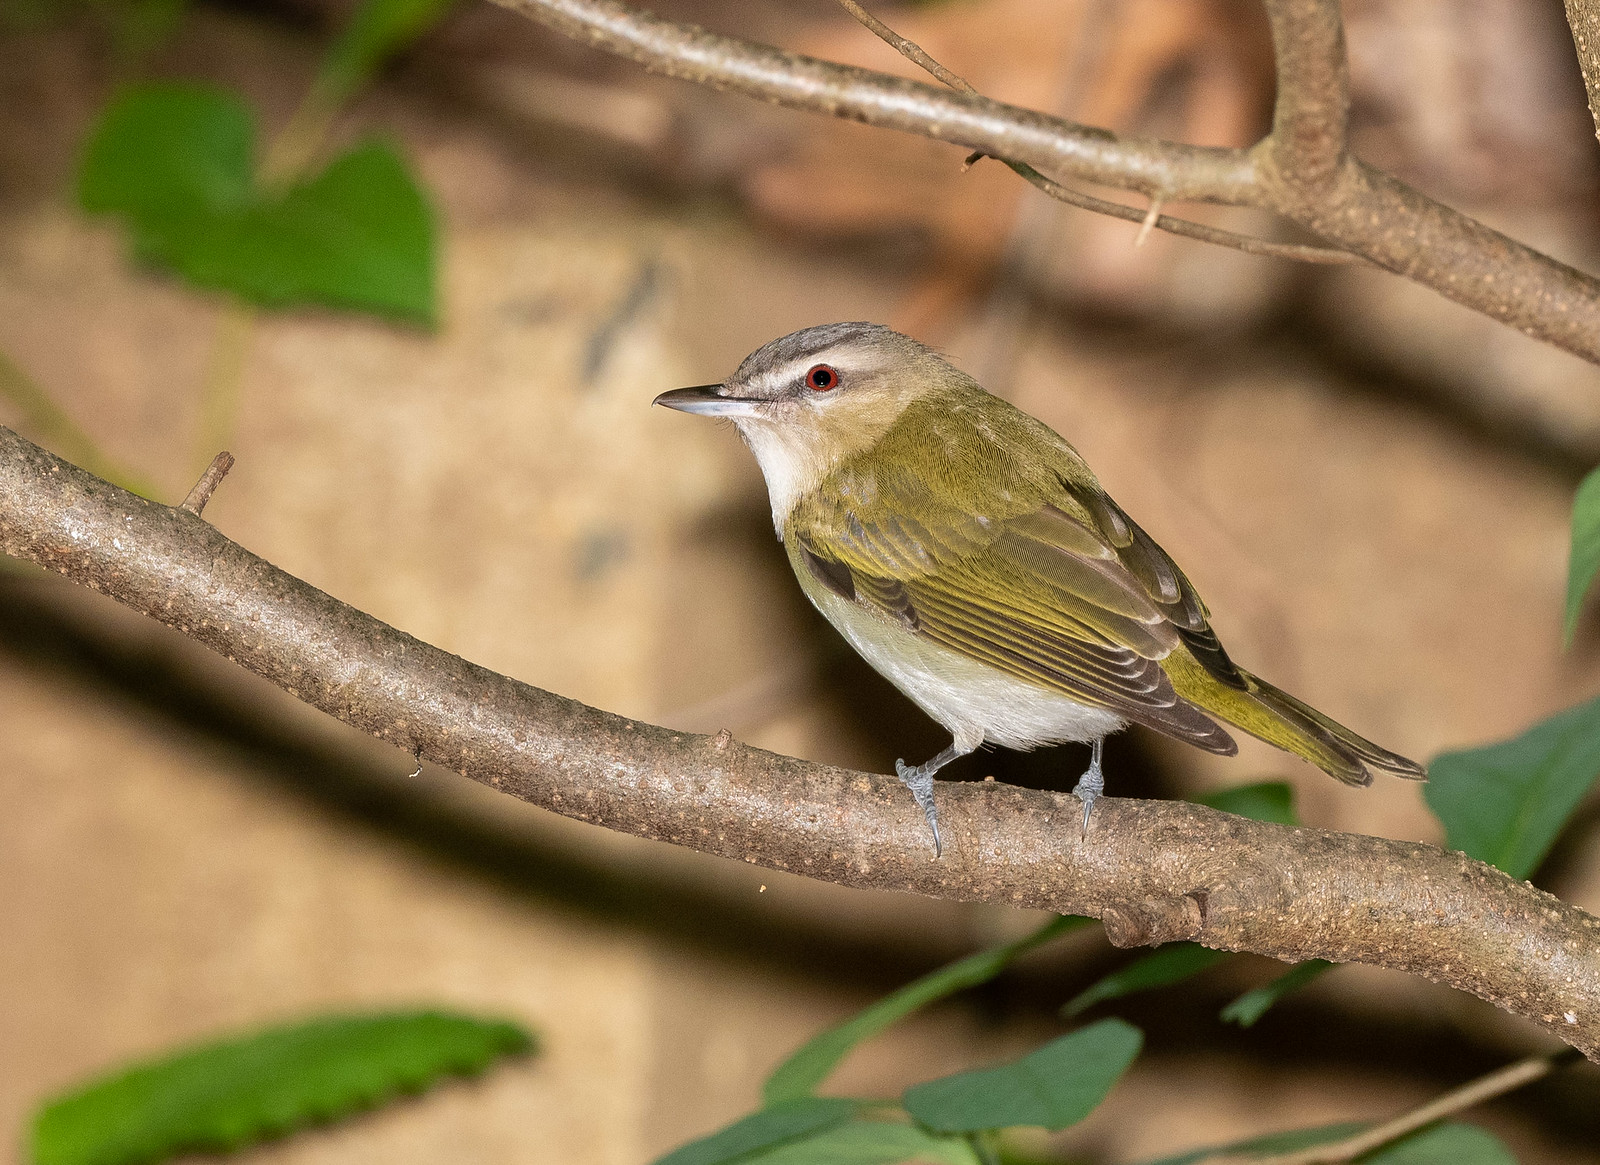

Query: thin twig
[[179, 451, 235, 517], [832, 0, 1361, 266], [1211, 1048, 1584, 1165], [835, 0, 973, 93], [996, 160, 1360, 264], [4, 423, 1600, 1060]]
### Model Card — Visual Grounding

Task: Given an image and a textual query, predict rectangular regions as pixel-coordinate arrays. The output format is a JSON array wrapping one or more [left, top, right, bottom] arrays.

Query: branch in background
[[834, 0, 1362, 266], [490, 0, 1600, 366], [1565, 0, 1600, 144], [1217, 1049, 1585, 1165], [3, 423, 1599, 1059], [1261, 0, 1349, 185]]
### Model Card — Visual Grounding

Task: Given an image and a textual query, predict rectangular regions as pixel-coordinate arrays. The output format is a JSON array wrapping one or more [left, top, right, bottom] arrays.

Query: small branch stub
[[180, 451, 235, 518]]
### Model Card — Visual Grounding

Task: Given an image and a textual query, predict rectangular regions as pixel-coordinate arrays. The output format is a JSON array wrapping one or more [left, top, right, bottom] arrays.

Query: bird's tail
[[1171, 658, 1426, 786]]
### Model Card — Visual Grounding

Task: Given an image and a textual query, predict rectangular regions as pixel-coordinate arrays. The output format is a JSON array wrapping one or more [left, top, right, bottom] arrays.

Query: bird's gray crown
[[731, 322, 925, 386]]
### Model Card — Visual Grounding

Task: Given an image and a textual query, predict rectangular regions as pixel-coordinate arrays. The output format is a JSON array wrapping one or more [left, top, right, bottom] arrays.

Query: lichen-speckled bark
[[2, 425, 1598, 1058]]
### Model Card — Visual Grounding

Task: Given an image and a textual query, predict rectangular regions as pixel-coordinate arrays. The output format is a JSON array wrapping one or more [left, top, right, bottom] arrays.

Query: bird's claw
[[1072, 761, 1105, 838], [895, 758, 943, 857]]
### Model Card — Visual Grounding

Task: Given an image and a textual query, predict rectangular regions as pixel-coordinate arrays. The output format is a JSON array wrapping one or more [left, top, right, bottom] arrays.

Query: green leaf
[[30, 1009, 534, 1165], [1196, 782, 1300, 826], [1566, 465, 1600, 643], [79, 84, 254, 224], [320, 0, 458, 101], [79, 84, 435, 322], [1366, 1123, 1516, 1165], [902, 1018, 1142, 1133], [1425, 694, 1600, 879], [652, 1098, 862, 1165], [1137, 1121, 1363, 1165], [764, 916, 1090, 1106], [1220, 959, 1335, 1027], [744, 1122, 980, 1165], [147, 140, 436, 321], [1063, 943, 1228, 1016]]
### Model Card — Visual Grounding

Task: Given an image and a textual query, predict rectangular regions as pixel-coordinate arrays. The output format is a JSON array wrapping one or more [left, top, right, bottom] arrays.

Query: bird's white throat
[[733, 416, 846, 536]]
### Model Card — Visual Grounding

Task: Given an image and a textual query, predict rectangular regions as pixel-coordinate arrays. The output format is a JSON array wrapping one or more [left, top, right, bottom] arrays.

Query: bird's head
[[654, 322, 969, 530]]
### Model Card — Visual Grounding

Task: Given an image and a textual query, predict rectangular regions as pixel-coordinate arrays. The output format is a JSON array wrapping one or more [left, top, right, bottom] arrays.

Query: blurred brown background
[[4, 0, 1600, 1160]]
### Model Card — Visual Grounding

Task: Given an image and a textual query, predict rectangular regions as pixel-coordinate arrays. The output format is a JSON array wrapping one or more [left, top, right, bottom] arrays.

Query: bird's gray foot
[[893, 739, 975, 857], [1072, 738, 1107, 837], [895, 758, 943, 856]]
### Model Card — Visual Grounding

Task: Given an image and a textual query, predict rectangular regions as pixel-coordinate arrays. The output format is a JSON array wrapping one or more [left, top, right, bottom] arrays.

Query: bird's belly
[[802, 577, 1126, 752]]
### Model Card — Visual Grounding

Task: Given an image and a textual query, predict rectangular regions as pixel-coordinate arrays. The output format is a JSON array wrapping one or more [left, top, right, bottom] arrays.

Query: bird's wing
[[786, 431, 1238, 752]]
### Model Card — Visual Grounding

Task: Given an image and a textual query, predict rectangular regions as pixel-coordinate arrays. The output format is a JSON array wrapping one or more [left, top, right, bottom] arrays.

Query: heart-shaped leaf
[[80, 84, 435, 322]]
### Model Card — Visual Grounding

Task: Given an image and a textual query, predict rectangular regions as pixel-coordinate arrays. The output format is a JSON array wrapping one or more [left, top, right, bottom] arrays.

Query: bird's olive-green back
[[785, 386, 1246, 751]]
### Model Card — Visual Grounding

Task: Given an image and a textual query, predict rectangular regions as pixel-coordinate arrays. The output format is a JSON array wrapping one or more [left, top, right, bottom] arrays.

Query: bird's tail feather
[[1169, 655, 1426, 786], [1231, 671, 1426, 786]]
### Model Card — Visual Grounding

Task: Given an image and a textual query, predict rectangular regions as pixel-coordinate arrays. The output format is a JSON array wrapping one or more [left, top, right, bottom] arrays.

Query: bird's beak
[[652, 385, 764, 417]]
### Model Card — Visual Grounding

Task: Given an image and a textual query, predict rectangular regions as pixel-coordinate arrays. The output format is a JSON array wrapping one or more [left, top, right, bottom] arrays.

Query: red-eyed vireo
[[655, 323, 1425, 853]]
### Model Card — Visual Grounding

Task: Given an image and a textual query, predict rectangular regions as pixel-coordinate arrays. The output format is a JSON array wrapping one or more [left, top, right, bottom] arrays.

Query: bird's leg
[[894, 739, 974, 856], [1072, 738, 1106, 836]]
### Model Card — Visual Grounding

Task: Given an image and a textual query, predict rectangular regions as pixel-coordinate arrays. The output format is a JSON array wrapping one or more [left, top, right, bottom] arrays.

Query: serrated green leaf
[[30, 1009, 534, 1165], [1137, 1121, 1363, 1165], [1220, 959, 1335, 1027], [1425, 694, 1600, 879], [1566, 465, 1600, 644], [652, 1098, 862, 1165], [1366, 1122, 1516, 1164], [1063, 943, 1228, 1016], [320, 0, 458, 101], [744, 1121, 980, 1165], [764, 916, 1090, 1106], [1196, 782, 1300, 826], [79, 84, 254, 224], [902, 1018, 1141, 1133]]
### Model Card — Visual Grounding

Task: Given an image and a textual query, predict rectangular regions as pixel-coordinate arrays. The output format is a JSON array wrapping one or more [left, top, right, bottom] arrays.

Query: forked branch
[[3, 424, 1599, 1059], [490, 0, 1600, 365]]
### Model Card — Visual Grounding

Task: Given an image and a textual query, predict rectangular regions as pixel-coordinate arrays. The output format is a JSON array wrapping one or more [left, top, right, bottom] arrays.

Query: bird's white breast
[[798, 567, 1127, 752]]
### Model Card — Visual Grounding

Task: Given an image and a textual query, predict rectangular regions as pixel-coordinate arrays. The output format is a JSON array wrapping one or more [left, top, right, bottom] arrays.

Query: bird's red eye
[[807, 364, 838, 392]]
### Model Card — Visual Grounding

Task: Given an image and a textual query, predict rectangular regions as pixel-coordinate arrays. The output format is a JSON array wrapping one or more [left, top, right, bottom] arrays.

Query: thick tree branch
[[490, 0, 1600, 365], [1566, 0, 1600, 144], [1263, 0, 1349, 185], [3, 425, 1600, 1059]]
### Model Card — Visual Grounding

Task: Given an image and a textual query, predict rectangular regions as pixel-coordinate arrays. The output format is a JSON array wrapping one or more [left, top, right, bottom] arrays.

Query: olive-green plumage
[[655, 322, 1424, 846], [784, 384, 1420, 786]]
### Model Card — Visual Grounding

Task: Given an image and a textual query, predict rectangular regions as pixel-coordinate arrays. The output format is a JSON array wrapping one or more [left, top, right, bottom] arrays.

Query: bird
[[654, 322, 1425, 853]]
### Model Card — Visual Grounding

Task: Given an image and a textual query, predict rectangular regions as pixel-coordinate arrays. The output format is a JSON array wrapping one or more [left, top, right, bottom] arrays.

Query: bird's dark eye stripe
[[807, 364, 838, 391]]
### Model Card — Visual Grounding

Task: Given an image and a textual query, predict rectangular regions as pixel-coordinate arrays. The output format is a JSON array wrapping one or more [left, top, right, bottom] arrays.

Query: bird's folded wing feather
[[787, 446, 1240, 751]]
